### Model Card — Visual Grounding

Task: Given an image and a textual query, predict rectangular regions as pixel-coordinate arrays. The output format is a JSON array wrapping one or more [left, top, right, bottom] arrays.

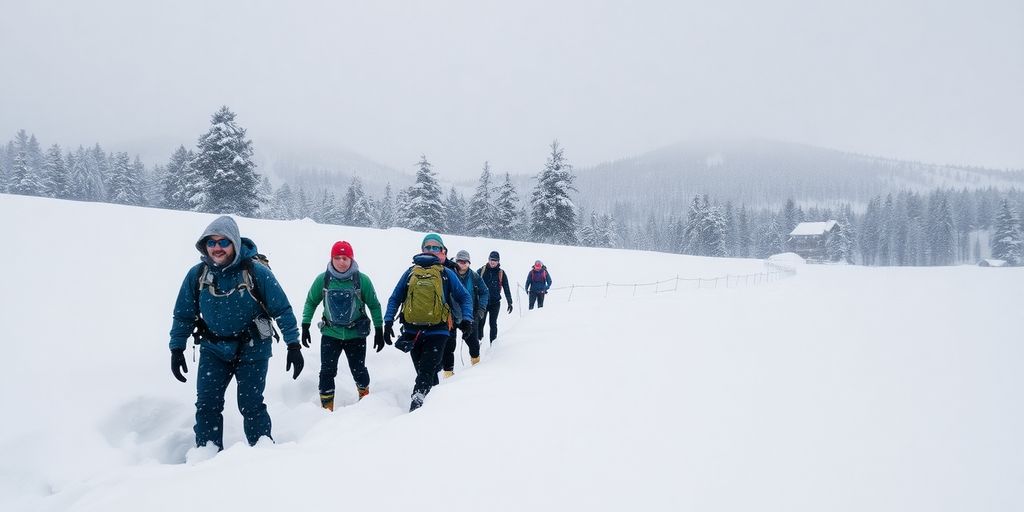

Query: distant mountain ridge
[[571, 138, 1024, 217]]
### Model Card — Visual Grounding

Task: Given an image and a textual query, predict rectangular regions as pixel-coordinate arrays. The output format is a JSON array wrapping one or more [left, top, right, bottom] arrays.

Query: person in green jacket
[[301, 241, 386, 411]]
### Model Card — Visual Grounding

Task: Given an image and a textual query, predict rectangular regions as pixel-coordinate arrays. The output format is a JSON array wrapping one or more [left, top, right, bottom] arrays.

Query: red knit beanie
[[331, 241, 354, 259]]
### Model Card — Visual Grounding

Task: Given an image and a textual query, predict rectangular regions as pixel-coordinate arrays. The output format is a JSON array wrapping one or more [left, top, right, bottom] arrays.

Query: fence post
[[605, 282, 609, 298], [674, 275, 679, 292], [633, 284, 638, 296], [568, 285, 575, 302]]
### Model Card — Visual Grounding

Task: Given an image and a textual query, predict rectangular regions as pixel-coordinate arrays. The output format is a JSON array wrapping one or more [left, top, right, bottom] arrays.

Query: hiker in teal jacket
[[168, 215, 303, 450], [301, 240, 385, 411]]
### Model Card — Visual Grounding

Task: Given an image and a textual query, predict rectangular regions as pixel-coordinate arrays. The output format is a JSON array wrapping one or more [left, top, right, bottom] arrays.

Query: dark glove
[[384, 321, 395, 346], [507, 303, 513, 314], [476, 308, 486, 321], [459, 319, 473, 338], [373, 327, 387, 352], [286, 344, 304, 380], [171, 348, 188, 383], [301, 323, 311, 348]]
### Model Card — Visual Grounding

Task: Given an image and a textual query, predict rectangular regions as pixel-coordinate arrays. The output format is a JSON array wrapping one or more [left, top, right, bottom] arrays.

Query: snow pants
[[476, 302, 502, 343], [194, 353, 270, 449], [529, 291, 546, 309], [319, 335, 369, 398], [409, 332, 448, 397], [442, 325, 481, 372]]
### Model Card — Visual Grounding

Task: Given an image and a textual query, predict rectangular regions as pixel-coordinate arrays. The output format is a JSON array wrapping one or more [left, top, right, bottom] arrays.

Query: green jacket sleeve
[[360, 272, 384, 328], [302, 272, 326, 324]]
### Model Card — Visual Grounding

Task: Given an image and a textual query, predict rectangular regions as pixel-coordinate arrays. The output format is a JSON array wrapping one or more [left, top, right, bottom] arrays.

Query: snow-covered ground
[[1, 193, 1021, 511]]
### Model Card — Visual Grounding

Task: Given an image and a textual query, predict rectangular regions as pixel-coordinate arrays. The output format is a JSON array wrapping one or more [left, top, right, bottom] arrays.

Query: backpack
[[194, 253, 280, 343], [530, 268, 548, 283], [321, 271, 365, 328], [477, 265, 504, 287], [401, 264, 451, 326]]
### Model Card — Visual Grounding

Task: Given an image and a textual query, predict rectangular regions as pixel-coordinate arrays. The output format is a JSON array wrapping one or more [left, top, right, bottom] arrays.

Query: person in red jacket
[[524, 260, 552, 309]]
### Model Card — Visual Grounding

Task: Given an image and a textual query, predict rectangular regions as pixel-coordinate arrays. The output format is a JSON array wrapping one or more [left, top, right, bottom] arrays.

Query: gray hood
[[195, 215, 242, 268], [327, 259, 360, 281]]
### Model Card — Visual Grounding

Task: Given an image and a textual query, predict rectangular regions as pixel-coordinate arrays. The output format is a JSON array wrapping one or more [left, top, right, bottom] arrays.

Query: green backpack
[[401, 264, 451, 326]]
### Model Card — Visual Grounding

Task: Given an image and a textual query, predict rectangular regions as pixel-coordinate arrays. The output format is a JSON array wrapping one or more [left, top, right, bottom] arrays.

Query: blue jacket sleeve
[[252, 264, 300, 344], [446, 268, 473, 321], [384, 268, 412, 322], [546, 270, 552, 288], [524, 271, 532, 293], [169, 264, 203, 351]]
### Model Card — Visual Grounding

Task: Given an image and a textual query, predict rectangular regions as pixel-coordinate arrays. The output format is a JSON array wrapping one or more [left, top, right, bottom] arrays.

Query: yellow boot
[[320, 394, 335, 412], [357, 387, 369, 400], [442, 370, 455, 379], [470, 356, 480, 366]]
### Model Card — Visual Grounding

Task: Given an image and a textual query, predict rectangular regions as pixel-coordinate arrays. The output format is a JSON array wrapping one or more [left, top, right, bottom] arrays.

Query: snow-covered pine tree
[[44, 144, 69, 199], [467, 162, 497, 237], [106, 152, 144, 205], [444, 186, 467, 235], [193, 106, 262, 216], [26, 134, 44, 185], [991, 199, 1022, 265], [756, 215, 784, 258], [825, 214, 854, 262], [393, 187, 411, 229], [161, 145, 195, 210], [0, 141, 14, 192], [9, 150, 45, 196], [402, 155, 446, 232], [269, 183, 296, 220], [781, 198, 803, 236], [492, 172, 521, 240], [376, 183, 396, 229], [90, 144, 110, 198], [578, 211, 598, 247], [343, 177, 374, 227], [878, 194, 895, 265], [926, 192, 956, 266], [530, 141, 578, 246], [735, 206, 751, 257], [256, 176, 273, 218]]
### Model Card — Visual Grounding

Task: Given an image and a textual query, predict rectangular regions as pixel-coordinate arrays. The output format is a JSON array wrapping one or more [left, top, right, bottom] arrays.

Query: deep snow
[[0, 194, 1021, 511]]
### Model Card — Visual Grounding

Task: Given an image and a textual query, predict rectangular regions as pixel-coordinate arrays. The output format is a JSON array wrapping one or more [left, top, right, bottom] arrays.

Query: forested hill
[[573, 139, 1024, 216]]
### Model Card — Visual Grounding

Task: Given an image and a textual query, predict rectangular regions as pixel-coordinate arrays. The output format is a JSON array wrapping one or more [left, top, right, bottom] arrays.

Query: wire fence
[[513, 260, 798, 310]]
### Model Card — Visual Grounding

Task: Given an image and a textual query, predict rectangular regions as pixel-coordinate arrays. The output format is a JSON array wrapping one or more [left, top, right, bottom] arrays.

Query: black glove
[[459, 319, 473, 339], [301, 323, 311, 348], [373, 327, 387, 352], [171, 348, 188, 383], [476, 308, 486, 320], [286, 344, 304, 379], [507, 303, 513, 314], [384, 321, 395, 346]]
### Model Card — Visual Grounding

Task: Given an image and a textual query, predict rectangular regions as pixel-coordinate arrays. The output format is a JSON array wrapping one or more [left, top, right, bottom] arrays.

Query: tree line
[[2, 106, 1022, 266]]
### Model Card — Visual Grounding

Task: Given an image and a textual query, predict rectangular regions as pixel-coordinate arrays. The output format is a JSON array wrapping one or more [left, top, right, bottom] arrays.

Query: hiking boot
[[442, 370, 455, 379], [470, 356, 480, 366], [357, 387, 369, 400], [320, 394, 335, 412], [409, 391, 426, 412]]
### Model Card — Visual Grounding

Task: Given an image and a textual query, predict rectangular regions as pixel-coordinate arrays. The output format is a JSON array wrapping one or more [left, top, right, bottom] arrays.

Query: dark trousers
[[319, 335, 369, 397], [409, 333, 448, 397], [476, 302, 501, 343], [529, 291, 546, 309], [195, 353, 270, 449], [442, 325, 481, 371]]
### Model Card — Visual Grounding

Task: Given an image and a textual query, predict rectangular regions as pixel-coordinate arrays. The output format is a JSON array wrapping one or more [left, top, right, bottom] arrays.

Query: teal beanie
[[422, 233, 445, 248]]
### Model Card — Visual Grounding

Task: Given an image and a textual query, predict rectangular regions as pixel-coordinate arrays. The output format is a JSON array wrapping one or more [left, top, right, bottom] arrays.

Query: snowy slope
[[0, 194, 1021, 512]]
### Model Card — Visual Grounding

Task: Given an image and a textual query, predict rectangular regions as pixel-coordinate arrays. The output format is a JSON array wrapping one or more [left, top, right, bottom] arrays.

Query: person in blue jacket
[[525, 260, 553, 309], [441, 249, 490, 377], [383, 233, 474, 411], [168, 215, 303, 450]]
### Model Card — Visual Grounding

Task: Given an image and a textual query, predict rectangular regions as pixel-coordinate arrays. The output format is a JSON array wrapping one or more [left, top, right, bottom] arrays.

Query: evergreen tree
[[394, 187, 411, 229], [106, 152, 144, 205], [578, 211, 598, 247], [44, 144, 69, 198], [193, 106, 262, 216], [344, 177, 374, 227], [781, 198, 803, 238], [878, 194, 895, 265], [530, 141, 578, 245], [0, 141, 14, 192], [858, 196, 881, 265], [735, 206, 752, 258], [9, 150, 45, 196], [161, 145, 196, 210], [467, 162, 497, 237], [256, 176, 274, 217], [926, 192, 956, 266], [493, 172, 521, 240], [401, 155, 445, 232], [444, 186, 467, 235], [991, 199, 1022, 264], [825, 213, 854, 263], [270, 183, 296, 220], [90, 144, 110, 198], [756, 215, 784, 257], [377, 183, 396, 229]]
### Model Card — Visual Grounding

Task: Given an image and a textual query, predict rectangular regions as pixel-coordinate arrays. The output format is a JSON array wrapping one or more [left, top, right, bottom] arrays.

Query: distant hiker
[[383, 233, 474, 411], [168, 215, 303, 450], [477, 250, 513, 343], [441, 249, 490, 377], [301, 241, 385, 411], [525, 260, 553, 310]]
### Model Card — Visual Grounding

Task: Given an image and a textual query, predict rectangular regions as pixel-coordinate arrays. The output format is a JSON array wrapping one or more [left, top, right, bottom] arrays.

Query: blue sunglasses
[[423, 245, 443, 253], [206, 238, 232, 248]]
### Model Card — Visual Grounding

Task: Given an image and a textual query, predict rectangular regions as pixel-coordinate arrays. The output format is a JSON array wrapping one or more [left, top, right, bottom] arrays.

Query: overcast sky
[[1, 0, 1022, 178]]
